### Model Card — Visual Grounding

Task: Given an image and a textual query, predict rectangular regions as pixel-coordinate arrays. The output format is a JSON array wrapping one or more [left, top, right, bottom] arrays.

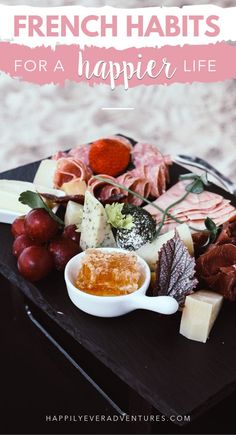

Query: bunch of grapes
[[12, 209, 81, 282]]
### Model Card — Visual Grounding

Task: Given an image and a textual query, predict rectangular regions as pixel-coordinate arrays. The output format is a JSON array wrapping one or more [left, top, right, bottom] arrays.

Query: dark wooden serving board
[[1, 156, 236, 423]]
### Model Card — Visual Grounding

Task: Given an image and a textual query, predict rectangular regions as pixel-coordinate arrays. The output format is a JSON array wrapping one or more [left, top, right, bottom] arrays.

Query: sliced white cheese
[[180, 291, 223, 343], [64, 201, 83, 227], [0, 179, 65, 224], [0, 191, 31, 214], [33, 159, 58, 189], [101, 226, 117, 248], [136, 223, 193, 271], [80, 191, 116, 250], [61, 180, 86, 196], [0, 179, 34, 194], [0, 180, 36, 216]]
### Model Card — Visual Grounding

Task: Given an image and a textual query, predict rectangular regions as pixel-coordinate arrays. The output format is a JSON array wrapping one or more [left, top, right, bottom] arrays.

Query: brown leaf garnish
[[154, 233, 198, 306], [40, 193, 84, 205]]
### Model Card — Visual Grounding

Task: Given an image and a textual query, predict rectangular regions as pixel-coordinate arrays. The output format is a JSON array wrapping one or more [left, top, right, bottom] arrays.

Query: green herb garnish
[[19, 190, 64, 226], [180, 172, 209, 194], [105, 203, 134, 230], [204, 217, 219, 243]]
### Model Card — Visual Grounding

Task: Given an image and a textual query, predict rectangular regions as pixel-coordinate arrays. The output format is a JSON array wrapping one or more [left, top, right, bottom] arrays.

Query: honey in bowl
[[75, 249, 141, 296]]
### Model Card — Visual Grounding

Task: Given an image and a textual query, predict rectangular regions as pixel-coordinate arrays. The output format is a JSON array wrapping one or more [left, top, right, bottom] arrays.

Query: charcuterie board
[[1, 147, 236, 422]]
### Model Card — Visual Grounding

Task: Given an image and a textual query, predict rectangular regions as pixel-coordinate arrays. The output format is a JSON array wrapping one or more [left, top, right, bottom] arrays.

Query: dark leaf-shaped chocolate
[[154, 233, 198, 305]]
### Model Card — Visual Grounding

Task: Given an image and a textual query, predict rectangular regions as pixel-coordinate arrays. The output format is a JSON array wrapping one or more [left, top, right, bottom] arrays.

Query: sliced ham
[[144, 180, 236, 232], [53, 157, 92, 188]]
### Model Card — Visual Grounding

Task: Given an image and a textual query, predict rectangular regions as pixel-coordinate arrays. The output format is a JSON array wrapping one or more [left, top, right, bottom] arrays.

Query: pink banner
[[0, 42, 235, 88]]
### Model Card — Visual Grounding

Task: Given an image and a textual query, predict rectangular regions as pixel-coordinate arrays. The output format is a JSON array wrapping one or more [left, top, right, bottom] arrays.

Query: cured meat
[[88, 174, 119, 198], [52, 151, 68, 160], [131, 163, 168, 197], [132, 142, 171, 168], [96, 143, 171, 204], [196, 244, 236, 301], [52, 137, 131, 166], [89, 173, 150, 206], [131, 142, 171, 191], [52, 141, 171, 205], [215, 220, 236, 246], [53, 158, 92, 188], [68, 144, 90, 165], [52, 144, 90, 165], [108, 135, 133, 150], [144, 181, 236, 232], [116, 172, 151, 206]]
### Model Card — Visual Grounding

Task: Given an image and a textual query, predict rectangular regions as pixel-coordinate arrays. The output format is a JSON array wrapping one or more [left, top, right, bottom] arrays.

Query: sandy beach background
[[0, 0, 235, 183]]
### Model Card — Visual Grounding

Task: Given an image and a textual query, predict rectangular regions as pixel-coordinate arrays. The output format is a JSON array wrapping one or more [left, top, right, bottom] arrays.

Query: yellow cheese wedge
[[61, 180, 86, 195], [180, 290, 223, 343]]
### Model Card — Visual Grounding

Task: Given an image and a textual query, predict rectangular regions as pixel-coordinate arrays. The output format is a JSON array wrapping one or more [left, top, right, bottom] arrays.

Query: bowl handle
[[130, 295, 179, 315]]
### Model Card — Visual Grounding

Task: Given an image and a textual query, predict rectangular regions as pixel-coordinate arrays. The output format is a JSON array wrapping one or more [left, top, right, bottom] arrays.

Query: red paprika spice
[[89, 138, 131, 176]]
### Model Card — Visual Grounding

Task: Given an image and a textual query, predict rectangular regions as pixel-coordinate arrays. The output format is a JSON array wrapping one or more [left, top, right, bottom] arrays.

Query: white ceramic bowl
[[64, 248, 179, 318]]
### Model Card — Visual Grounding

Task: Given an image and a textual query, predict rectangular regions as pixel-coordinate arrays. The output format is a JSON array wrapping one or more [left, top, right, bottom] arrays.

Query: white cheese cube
[[80, 191, 116, 250], [136, 223, 194, 271], [180, 291, 223, 343], [33, 159, 58, 189], [64, 201, 83, 227]]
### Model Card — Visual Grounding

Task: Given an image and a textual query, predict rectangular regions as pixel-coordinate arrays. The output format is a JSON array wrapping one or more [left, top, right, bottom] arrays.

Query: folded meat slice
[[132, 142, 171, 169], [131, 163, 167, 198], [89, 173, 151, 206], [131, 143, 171, 192], [52, 151, 68, 160], [146, 181, 223, 214], [97, 143, 172, 204], [196, 244, 236, 301], [68, 144, 90, 165], [53, 158, 92, 188], [215, 220, 236, 246], [144, 180, 236, 232], [116, 172, 151, 206], [88, 174, 119, 199]]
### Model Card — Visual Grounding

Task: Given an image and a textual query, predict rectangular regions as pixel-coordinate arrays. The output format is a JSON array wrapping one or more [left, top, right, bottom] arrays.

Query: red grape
[[12, 234, 33, 258], [49, 237, 81, 271], [25, 209, 59, 243], [17, 246, 54, 282], [63, 225, 81, 245], [11, 216, 26, 238]]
